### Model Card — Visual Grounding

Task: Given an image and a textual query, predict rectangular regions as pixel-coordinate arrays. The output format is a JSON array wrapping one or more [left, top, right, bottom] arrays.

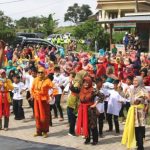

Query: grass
[[54, 26, 76, 34], [113, 31, 126, 43]]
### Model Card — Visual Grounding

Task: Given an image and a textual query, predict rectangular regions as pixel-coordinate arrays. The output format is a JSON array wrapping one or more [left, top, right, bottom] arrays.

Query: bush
[[0, 29, 16, 44]]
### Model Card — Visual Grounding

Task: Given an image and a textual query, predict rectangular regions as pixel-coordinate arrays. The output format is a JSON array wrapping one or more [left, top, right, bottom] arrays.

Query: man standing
[[31, 67, 53, 138]]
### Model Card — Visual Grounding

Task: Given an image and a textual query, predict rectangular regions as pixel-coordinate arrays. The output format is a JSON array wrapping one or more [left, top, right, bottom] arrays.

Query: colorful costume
[[76, 76, 105, 144], [122, 76, 149, 150], [67, 70, 87, 135], [31, 76, 53, 135], [0, 72, 13, 129]]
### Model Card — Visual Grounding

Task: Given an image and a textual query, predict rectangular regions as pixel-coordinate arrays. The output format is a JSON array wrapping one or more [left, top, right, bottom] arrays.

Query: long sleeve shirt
[[31, 77, 53, 101]]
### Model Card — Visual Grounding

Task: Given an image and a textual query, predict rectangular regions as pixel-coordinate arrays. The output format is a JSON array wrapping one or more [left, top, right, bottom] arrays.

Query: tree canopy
[[0, 11, 15, 43], [64, 3, 92, 24], [15, 14, 58, 36], [73, 19, 110, 50]]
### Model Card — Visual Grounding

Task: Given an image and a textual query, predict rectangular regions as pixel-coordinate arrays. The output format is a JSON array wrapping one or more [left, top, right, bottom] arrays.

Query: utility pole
[[135, 0, 139, 12]]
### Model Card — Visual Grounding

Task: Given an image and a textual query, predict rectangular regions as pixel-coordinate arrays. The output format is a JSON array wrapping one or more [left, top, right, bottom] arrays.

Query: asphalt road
[[0, 136, 77, 150]]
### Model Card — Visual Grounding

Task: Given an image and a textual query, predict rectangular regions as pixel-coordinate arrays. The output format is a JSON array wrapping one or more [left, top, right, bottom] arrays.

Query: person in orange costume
[[31, 67, 54, 138]]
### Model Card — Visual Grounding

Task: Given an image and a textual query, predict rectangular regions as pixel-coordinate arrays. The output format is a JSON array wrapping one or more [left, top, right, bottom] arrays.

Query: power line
[[0, 0, 25, 5]]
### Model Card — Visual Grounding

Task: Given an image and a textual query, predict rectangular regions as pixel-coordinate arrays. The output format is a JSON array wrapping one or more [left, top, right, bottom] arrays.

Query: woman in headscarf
[[122, 76, 149, 150], [38, 48, 46, 63], [105, 66, 118, 83], [74, 62, 82, 73], [140, 68, 150, 86], [5, 60, 17, 76], [82, 57, 94, 77], [76, 76, 105, 145], [67, 70, 87, 136], [89, 54, 97, 73], [0, 69, 14, 130], [46, 61, 55, 74], [130, 55, 141, 76]]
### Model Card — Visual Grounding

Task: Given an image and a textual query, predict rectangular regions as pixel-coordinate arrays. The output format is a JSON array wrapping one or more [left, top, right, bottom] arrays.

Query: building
[[98, 13, 150, 52], [96, 0, 150, 21]]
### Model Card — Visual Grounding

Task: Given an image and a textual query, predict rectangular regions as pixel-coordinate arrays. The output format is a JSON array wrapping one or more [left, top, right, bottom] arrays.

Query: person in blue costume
[[89, 54, 97, 73], [99, 48, 105, 56], [5, 60, 16, 76]]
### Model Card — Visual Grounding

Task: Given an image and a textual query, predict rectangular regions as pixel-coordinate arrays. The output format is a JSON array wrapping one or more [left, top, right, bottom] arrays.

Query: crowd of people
[[0, 37, 150, 150]]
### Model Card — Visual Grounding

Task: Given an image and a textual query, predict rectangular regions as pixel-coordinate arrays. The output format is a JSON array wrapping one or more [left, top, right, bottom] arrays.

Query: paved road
[[0, 98, 150, 150], [0, 135, 77, 150]]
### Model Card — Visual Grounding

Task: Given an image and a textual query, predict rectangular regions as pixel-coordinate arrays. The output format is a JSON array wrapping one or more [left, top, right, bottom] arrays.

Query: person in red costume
[[74, 62, 82, 73], [76, 76, 105, 145]]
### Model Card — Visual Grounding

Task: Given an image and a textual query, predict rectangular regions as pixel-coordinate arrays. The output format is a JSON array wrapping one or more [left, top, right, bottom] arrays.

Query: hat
[[103, 82, 114, 89], [0, 69, 6, 74], [38, 67, 45, 73]]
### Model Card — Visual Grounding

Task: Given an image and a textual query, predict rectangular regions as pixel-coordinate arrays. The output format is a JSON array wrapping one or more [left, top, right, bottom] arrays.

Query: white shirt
[[107, 89, 122, 116], [95, 89, 105, 114], [13, 82, 26, 100], [121, 83, 134, 102], [23, 72, 33, 91], [53, 74, 67, 94]]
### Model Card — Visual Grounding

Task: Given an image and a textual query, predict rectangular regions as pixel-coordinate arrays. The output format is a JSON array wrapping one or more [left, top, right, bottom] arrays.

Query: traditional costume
[[0, 69, 14, 130], [122, 76, 149, 150], [76, 76, 105, 145], [67, 70, 87, 136], [31, 68, 53, 137]]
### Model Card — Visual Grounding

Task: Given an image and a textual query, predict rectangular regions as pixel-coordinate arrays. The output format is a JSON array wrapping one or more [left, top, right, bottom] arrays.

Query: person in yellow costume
[[0, 69, 14, 131], [121, 76, 149, 150]]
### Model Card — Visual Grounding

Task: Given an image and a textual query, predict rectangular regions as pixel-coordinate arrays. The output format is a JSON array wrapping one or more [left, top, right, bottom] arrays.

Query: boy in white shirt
[[12, 75, 26, 120]]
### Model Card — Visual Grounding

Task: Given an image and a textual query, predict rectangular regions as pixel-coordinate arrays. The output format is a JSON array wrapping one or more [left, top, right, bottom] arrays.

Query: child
[[95, 78, 105, 138], [12, 75, 26, 120], [48, 73, 58, 126], [66, 71, 77, 136]]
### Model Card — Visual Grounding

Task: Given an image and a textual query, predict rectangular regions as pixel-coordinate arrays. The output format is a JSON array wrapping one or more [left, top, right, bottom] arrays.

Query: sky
[[0, 0, 97, 26]]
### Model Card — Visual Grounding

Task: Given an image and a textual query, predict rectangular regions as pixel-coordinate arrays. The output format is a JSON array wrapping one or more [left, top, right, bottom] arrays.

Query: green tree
[[15, 14, 57, 36], [15, 17, 29, 29], [42, 14, 58, 36], [0, 11, 15, 43], [73, 19, 109, 50], [80, 5, 93, 22], [64, 3, 92, 24]]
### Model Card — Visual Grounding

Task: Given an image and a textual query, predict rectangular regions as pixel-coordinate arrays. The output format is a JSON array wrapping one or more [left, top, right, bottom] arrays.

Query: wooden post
[[135, 0, 139, 12], [110, 23, 113, 51]]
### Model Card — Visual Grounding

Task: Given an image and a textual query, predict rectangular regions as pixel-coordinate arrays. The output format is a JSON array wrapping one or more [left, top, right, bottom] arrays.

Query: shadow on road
[[10, 124, 35, 131], [0, 135, 78, 150]]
